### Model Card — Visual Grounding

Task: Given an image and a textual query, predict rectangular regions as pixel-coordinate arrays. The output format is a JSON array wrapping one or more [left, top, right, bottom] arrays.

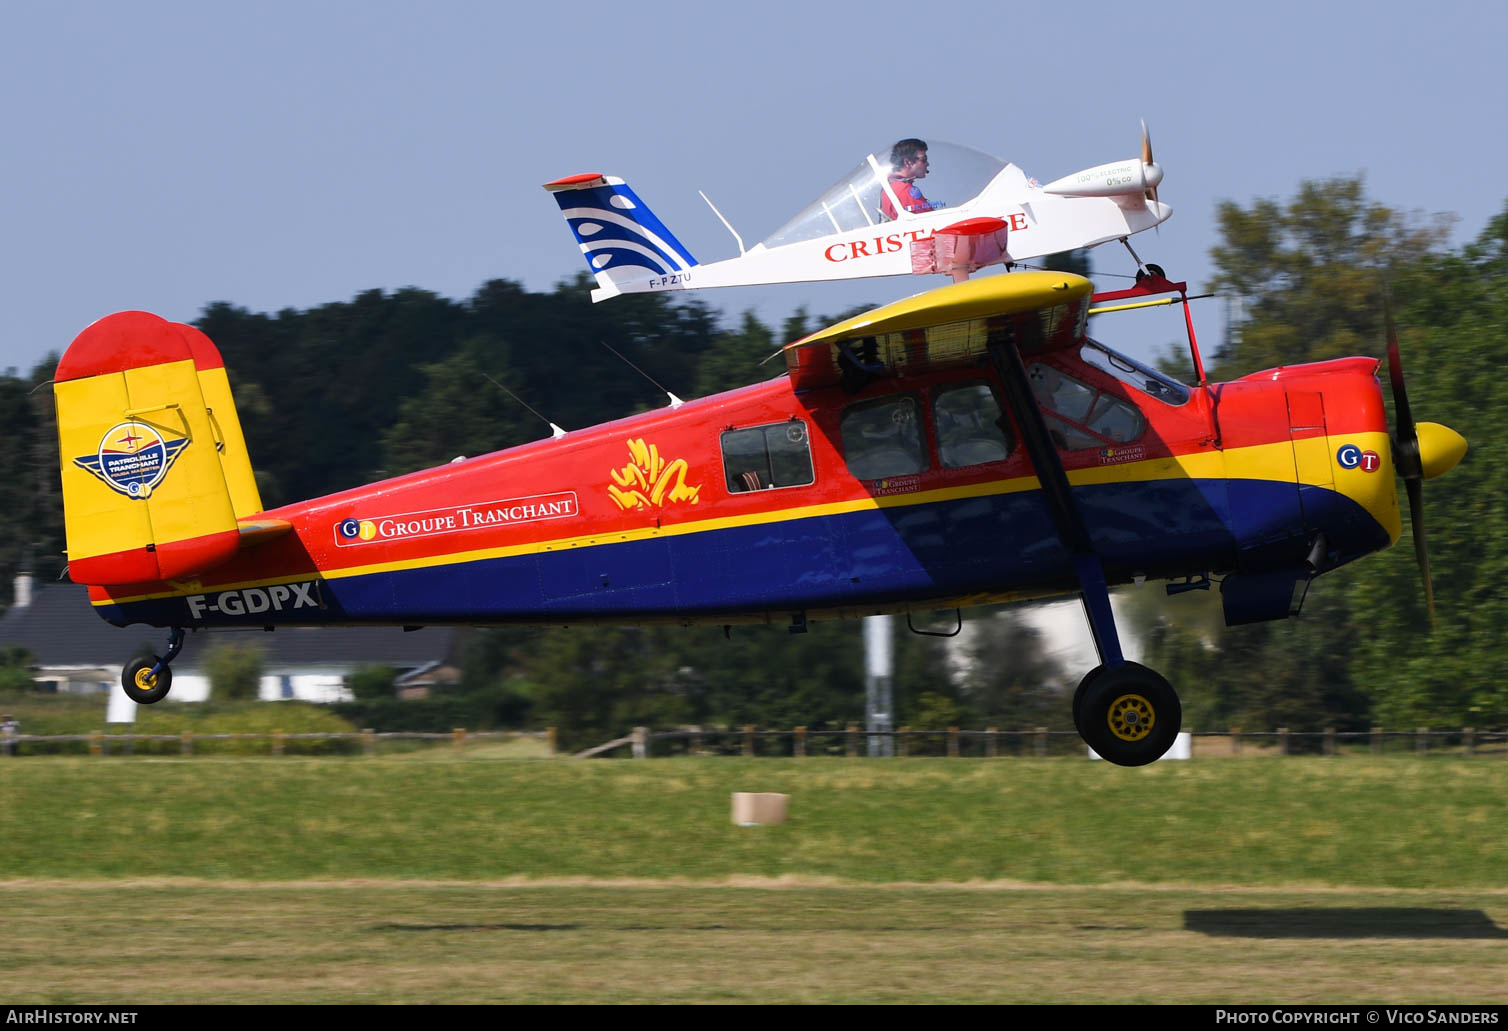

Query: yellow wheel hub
[[134, 668, 158, 691], [1106, 693, 1155, 742]]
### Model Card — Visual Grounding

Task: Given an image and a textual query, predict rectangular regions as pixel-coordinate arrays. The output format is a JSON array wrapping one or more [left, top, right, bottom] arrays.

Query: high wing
[[782, 271, 1093, 391], [546, 132, 1169, 302]]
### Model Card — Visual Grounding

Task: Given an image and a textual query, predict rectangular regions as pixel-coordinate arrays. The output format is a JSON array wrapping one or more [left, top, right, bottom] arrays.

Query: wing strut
[[986, 318, 1125, 668]]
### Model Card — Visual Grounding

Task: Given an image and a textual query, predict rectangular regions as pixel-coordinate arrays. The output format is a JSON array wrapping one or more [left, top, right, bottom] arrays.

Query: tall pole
[[863, 614, 894, 757]]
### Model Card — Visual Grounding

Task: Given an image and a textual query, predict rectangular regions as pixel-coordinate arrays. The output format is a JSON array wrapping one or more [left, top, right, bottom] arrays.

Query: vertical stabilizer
[[54, 312, 259, 586], [544, 173, 698, 301]]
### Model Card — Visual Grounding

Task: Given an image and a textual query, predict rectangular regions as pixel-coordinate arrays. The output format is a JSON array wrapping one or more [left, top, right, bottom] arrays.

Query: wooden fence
[[2, 725, 1504, 758], [0, 728, 554, 757], [580, 725, 1508, 759]]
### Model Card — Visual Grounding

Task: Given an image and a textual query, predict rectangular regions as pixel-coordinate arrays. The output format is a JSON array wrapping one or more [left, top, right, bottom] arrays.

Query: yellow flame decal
[[608, 438, 702, 510]]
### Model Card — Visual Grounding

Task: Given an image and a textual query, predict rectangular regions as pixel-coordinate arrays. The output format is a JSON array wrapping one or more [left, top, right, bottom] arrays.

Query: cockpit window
[[933, 382, 1013, 467], [1027, 363, 1146, 451], [1080, 339, 1190, 406], [761, 140, 1013, 249], [722, 421, 815, 493], [841, 394, 927, 480]]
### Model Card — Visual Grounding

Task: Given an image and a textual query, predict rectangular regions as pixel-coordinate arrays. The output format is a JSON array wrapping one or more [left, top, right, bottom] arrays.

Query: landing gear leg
[[985, 321, 1181, 764], [122, 627, 185, 705], [1070, 560, 1182, 765]]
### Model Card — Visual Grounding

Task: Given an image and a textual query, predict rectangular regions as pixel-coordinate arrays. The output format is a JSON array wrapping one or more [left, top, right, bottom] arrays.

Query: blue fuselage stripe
[[95, 477, 1389, 628]]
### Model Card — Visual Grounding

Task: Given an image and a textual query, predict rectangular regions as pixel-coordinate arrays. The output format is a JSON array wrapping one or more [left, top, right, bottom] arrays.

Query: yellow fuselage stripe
[[95, 435, 1397, 607]]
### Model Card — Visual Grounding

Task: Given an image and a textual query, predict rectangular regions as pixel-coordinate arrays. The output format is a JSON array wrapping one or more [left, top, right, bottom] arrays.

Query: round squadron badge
[[73, 422, 189, 499]]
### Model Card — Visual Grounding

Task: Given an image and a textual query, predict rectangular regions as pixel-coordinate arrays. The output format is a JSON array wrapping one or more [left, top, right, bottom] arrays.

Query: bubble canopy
[[761, 140, 1011, 249]]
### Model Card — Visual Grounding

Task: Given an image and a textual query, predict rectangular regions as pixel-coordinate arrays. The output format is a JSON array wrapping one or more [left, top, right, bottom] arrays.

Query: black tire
[[1146, 263, 1166, 280], [1077, 662, 1181, 767], [123, 655, 172, 704]]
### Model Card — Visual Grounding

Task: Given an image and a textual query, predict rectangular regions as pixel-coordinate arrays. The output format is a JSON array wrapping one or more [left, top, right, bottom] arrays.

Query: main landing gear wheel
[[1075, 662, 1181, 767], [123, 655, 172, 704]]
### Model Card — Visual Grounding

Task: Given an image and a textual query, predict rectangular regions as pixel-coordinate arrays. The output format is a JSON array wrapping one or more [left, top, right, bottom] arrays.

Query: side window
[[1027, 362, 1145, 450], [841, 394, 926, 480], [932, 382, 1013, 468], [722, 421, 815, 492]]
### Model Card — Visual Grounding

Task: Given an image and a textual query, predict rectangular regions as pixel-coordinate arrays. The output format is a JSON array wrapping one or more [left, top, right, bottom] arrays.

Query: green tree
[[955, 608, 1069, 728], [1208, 176, 1451, 376], [692, 311, 777, 399], [345, 665, 398, 701], [205, 642, 264, 702], [1341, 204, 1508, 728]]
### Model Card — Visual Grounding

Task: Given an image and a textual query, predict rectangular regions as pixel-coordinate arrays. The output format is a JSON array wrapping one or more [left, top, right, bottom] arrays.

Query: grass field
[[3, 755, 1506, 1003]]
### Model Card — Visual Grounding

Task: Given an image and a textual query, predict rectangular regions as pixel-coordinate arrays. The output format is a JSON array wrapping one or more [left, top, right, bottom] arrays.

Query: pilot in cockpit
[[880, 138, 939, 220]]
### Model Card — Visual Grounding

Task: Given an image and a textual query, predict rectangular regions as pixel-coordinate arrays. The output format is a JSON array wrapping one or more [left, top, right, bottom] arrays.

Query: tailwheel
[[123, 655, 173, 704], [1075, 662, 1181, 767]]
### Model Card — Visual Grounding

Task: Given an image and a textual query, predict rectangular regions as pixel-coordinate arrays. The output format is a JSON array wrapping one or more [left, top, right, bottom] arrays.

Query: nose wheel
[[1072, 662, 1182, 766], [121, 628, 185, 705]]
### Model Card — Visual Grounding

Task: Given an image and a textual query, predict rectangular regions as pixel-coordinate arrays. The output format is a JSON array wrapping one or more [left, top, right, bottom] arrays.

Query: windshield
[[1081, 339, 1191, 406], [761, 139, 1009, 248]]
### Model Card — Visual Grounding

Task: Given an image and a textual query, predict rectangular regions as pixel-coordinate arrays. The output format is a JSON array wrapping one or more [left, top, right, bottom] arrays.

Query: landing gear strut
[[122, 627, 185, 705], [984, 301, 1182, 766]]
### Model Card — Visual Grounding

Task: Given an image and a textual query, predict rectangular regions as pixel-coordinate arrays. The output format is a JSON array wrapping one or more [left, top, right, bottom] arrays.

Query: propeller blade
[[1140, 120, 1159, 205], [1385, 295, 1418, 470], [1385, 291, 1435, 627], [1404, 475, 1436, 628]]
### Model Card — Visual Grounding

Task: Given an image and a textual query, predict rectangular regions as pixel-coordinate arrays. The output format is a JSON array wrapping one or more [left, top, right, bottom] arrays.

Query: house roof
[[0, 583, 459, 671]]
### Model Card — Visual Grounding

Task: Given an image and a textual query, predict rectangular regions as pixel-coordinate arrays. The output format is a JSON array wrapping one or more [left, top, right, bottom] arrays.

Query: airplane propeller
[[1140, 120, 1160, 206], [1384, 296, 1466, 627]]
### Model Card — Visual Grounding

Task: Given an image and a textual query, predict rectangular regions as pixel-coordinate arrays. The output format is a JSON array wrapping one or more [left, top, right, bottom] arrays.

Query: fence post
[[794, 726, 806, 758], [1277, 728, 1288, 756], [1465, 727, 1475, 757], [1035, 727, 1048, 758], [897, 727, 909, 758], [1231, 727, 1241, 756], [273, 729, 284, 757], [547, 726, 558, 756], [742, 725, 755, 758], [181, 730, 193, 756], [452, 727, 466, 753], [846, 723, 858, 758], [1371, 726, 1382, 755], [687, 725, 701, 756], [632, 726, 649, 759], [90, 731, 102, 757], [1416, 727, 1428, 756], [947, 727, 959, 758], [987, 727, 998, 759], [362, 728, 376, 756], [1324, 727, 1335, 756]]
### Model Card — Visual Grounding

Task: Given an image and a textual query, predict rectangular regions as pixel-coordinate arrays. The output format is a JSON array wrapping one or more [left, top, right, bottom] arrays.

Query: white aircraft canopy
[[761, 140, 1013, 249]]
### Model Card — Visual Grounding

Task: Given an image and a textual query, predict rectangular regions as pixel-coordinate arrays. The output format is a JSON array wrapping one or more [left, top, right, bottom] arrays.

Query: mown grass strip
[[4, 882, 1507, 1004], [3, 757, 1505, 888]]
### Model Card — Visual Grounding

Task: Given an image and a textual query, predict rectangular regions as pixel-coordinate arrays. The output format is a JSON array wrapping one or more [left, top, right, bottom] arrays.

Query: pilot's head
[[890, 138, 929, 180]]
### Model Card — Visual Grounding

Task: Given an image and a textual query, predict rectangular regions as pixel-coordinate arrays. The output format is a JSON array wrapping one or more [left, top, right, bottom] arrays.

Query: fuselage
[[88, 341, 1399, 632]]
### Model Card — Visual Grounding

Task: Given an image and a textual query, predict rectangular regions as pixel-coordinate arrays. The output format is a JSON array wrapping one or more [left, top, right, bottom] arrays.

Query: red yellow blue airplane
[[53, 269, 1464, 765]]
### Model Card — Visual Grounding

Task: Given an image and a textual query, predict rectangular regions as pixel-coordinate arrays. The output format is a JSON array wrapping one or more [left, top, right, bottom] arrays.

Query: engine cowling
[[1041, 160, 1163, 199]]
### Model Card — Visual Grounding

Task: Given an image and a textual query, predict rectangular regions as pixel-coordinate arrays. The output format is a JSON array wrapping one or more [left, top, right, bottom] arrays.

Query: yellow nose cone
[[1417, 422, 1467, 480]]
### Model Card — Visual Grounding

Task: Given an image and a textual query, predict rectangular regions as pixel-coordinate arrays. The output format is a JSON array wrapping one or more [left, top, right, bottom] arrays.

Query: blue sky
[[3, 0, 1505, 380]]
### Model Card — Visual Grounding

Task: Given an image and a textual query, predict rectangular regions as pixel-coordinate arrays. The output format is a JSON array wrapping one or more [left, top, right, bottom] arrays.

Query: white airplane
[[545, 126, 1170, 302]]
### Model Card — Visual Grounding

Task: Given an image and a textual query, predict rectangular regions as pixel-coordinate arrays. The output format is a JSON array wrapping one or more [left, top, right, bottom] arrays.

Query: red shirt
[[881, 175, 935, 220]]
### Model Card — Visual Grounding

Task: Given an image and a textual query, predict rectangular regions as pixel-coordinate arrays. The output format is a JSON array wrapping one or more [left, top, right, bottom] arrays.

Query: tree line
[[2, 180, 1506, 745]]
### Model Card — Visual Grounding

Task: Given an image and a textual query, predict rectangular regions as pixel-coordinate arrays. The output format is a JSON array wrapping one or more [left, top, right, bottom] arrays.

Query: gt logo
[[1336, 444, 1381, 473], [186, 581, 319, 619]]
